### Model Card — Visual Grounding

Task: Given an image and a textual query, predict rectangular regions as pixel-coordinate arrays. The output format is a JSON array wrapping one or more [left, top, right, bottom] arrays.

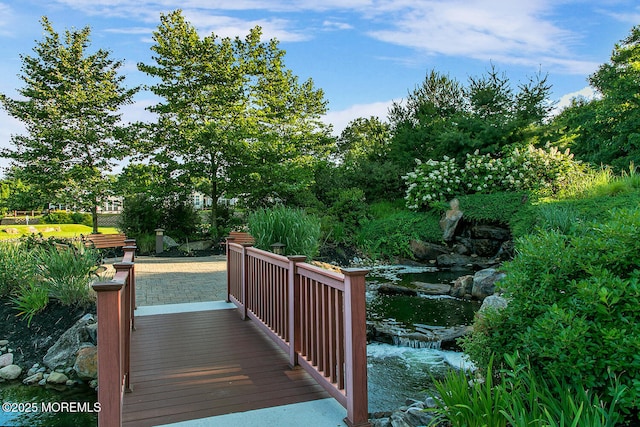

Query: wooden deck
[[122, 308, 332, 427]]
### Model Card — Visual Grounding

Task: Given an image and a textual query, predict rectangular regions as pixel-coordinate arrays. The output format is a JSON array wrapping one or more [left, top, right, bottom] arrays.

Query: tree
[[553, 25, 640, 171], [387, 67, 553, 174], [138, 10, 330, 236], [0, 17, 137, 232]]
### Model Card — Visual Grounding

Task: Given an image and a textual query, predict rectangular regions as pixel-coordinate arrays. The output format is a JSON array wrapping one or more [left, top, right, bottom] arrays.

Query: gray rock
[[450, 275, 474, 298], [0, 352, 14, 368], [23, 372, 44, 385], [412, 282, 451, 295], [0, 364, 22, 380], [471, 268, 506, 300], [43, 315, 95, 371], [404, 407, 435, 426], [439, 199, 463, 241], [0, 340, 8, 346], [178, 240, 213, 252], [390, 412, 412, 427], [163, 235, 179, 248], [436, 253, 472, 267], [47, 372, 69, 384], [409, 240, 449, 261], [479, 295, 508, 313]]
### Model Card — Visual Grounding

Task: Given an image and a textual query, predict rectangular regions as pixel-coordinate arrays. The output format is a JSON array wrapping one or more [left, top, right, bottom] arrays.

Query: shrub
[[70, 212, 92, 226], [11, 282, 49, 327], [325, 188, 370, 243], [428, 354, 622, 427], [356, 210, 442, 260], [118, 194, 163, 238], [42, 210, 72, 224], [404, 144, 584, 210], [462, 207, 640, 422], [35, 246, 100, 307], [248, 205, 321, 259], [0, 241, 36, 297]]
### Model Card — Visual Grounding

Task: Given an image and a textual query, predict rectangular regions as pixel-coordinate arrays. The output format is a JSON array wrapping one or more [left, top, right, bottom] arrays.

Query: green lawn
[[0, 224, 119, 240]]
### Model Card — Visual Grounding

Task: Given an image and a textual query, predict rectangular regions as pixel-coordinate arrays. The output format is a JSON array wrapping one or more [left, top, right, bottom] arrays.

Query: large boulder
[[43, 314, 95, 371], [470, 224, 511, 241], [439, 199, 463, 241], [471, 268, 506, 300], [409, 240, 449, 261], [73, 346, 98, 380], [436, 253, 473, 268], [479, 294, 508, 313]]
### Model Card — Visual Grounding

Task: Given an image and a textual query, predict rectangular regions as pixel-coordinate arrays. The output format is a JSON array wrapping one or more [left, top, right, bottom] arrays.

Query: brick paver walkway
[[132, 255, 228, 306]]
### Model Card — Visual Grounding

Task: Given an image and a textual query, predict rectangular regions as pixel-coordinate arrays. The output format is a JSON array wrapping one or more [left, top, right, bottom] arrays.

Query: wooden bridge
[[92, 238, 371, 427]]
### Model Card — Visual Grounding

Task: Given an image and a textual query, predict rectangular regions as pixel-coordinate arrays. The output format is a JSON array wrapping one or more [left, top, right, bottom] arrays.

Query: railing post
[[287, 255, 307, 368], [341, 268, 371, 427], [123, 243, 136, 330], [113, 262, 134, 393], [240, 243, 252, 320], [92, 280, 125, 427], [225, 237, 234, 303]]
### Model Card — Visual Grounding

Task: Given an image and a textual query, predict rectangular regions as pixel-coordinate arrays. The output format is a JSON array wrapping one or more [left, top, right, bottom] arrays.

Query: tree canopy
[[387, 67, 553, 173], [137, 10, 330, 236], [553, 25, 640, 172], [0, 17, 137, 232]]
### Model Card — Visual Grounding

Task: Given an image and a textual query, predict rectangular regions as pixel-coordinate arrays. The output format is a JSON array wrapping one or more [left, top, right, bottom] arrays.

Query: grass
[[0, 224, 119, 240]]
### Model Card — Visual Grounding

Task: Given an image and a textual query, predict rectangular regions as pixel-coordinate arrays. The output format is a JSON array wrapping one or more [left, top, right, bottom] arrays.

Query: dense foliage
[[404, 145, 583, 210], [1, 238, 100, 325], [137, 10, 330, 236], [552, 25, 640, 172], [462, 203, 640, 422], [248, 205, 321, 260]]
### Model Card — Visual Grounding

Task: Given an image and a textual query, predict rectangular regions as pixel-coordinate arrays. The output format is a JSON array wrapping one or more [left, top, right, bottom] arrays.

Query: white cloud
[[365, 0, 593, 74], [553, 86, 599, 114], [323, 100, 395, 135], [322, 20, 353, 31]]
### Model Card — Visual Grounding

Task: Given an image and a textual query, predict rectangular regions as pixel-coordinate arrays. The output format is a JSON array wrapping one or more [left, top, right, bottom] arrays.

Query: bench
[[226, 231, 255, 245], [83, 233, 129, 260]]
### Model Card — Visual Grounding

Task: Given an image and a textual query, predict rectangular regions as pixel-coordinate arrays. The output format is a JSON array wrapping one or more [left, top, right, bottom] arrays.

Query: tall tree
[[388, 67, 552, 173], [554, 25, 640, 171], [0, 17, 137, 232], [138, 10, 330, 235]]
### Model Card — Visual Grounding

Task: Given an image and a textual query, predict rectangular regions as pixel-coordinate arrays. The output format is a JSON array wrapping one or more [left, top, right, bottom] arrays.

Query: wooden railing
[[92, 240, 136, 427], [226, 239, 371, 427]]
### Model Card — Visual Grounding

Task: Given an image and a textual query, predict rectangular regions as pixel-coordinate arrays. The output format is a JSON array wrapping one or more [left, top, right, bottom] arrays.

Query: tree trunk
[[210, 179, 218, 240], [91, 205, 99, 234]]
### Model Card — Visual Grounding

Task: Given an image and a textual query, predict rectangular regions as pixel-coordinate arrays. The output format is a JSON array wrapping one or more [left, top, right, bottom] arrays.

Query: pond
[[0, 382, 97, 427], [365, 265, 480, 412]]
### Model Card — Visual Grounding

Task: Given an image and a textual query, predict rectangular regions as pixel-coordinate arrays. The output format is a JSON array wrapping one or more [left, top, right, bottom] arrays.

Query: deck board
[[122, 309, 331, 427]]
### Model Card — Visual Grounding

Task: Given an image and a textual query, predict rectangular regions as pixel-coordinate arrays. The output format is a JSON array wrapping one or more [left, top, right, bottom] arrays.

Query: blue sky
[[1, 0, 639, 173]]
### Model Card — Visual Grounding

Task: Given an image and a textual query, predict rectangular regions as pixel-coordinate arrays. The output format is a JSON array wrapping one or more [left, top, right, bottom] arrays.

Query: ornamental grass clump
[[248, 205, 321, 260]]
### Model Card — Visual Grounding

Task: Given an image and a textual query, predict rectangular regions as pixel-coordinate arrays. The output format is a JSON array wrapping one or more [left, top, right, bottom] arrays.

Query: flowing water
[[365, 265, 480, 412]]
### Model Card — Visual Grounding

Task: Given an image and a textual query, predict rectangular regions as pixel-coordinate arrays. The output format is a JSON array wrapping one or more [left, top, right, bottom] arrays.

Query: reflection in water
[[0, 382, 97, 427]]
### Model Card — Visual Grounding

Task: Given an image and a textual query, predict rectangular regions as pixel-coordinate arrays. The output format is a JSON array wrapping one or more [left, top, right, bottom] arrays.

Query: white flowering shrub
[[403, 156, 464, 210], [404, 145, 581, 210]]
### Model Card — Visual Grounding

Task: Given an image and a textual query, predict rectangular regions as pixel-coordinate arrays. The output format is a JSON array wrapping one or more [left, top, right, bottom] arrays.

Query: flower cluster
[[403, 156, 463, 210], [404, 145, 581, 210]]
